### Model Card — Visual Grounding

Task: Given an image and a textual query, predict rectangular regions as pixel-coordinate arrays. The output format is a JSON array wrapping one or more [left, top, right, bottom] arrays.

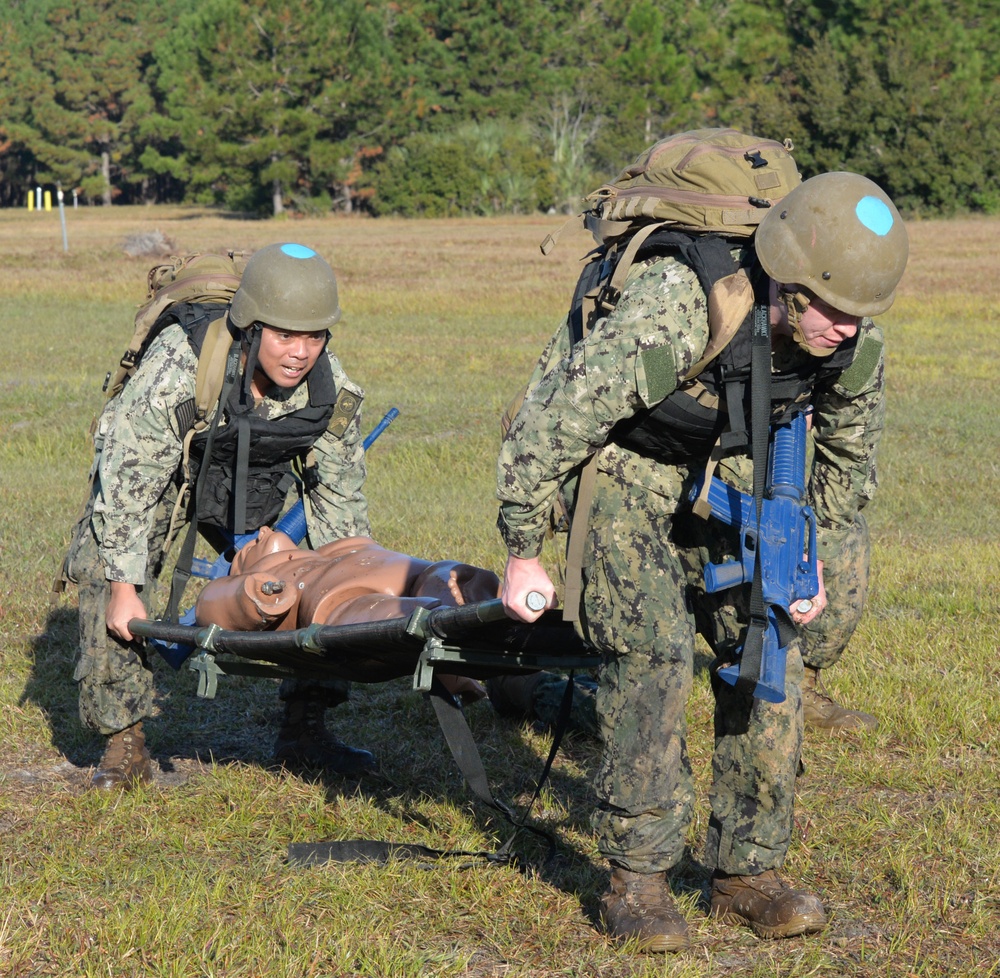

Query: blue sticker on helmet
[[856, 196, 894, 236], [281, 243, 317, 259]]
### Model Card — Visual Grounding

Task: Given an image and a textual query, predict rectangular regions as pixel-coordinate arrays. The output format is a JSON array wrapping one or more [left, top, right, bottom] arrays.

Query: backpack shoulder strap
[[684, 266, 755, 381], [561, 454, 598, 623], [592, 221, 668, 320], [193, 313, 240, 430]]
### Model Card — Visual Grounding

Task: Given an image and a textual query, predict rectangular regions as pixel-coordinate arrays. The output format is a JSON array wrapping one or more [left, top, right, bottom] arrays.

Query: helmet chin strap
[[241, 324, 264, 402], [778, 286, 837, 358]]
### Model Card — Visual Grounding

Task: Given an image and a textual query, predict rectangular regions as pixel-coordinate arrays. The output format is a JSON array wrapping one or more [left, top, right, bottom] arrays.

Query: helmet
[[229, 243, 341, 331], [755, 172, 908, 317]]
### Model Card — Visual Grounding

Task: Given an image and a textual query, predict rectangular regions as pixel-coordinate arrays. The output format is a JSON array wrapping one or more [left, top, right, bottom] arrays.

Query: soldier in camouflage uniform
[[65, 243, 375, 791], [496, 173, 908, 951]]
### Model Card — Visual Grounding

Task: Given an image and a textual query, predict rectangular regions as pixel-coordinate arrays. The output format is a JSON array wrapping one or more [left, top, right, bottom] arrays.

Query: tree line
[[2, 0, 998, 218]]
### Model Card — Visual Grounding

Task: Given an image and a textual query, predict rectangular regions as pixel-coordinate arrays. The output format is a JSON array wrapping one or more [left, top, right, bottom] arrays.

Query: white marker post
[[57, 186, 69, 252]]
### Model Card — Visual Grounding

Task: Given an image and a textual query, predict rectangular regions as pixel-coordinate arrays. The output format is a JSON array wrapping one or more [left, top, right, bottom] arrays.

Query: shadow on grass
[[21, 604, 716, 916], [285, 659, 716, 912], [279, 684, 606, 906], [19, 606, 103, 767], [20, 604, 293, 777]]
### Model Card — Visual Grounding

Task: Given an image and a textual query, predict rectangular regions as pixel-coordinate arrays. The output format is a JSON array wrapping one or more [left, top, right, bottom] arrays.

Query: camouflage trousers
[[64, 481, 348, 737], [532, 674, 600, 737], [578, 467, 805, 877], [800, 510, 870, 671], [64, 485, 173, 736]]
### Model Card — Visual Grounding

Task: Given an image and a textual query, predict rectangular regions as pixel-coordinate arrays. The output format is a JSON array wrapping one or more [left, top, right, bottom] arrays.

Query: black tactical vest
[[609, 322, 859, 464], [572, 230, 859, 465], [181, 320, 338, 532]]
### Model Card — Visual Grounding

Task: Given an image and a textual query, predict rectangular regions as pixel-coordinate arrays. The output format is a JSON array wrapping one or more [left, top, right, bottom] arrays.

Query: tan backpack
[[579, 127, 798, 239], [539, 128, 800, 347], [507, 126, 801, 438], [103, 251, 250, 432]]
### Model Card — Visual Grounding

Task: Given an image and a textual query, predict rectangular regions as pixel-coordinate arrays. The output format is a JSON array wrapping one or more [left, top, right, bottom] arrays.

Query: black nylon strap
[[287, 840, 486, 868], [733, 302, 771, 697], [286, 675, 577, 870], [233, 413, 251, 534], [428, 675, 566, 864], [165, 340, 241, 623]]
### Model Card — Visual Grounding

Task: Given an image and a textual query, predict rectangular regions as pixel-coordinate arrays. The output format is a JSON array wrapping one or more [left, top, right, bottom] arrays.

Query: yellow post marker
[[44, 190, 53, 211]]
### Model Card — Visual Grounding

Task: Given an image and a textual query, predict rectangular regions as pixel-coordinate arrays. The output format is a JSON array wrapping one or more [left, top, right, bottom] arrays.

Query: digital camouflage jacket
[[497, 251, 884, 562], [93, 323, 370, 584]]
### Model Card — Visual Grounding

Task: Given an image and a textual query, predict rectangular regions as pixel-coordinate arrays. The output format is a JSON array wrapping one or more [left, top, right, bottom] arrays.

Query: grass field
[[1, 204, 998, 977]]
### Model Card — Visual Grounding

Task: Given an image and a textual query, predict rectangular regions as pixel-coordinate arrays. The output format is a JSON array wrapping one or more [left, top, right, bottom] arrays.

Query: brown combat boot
[[90, 722, 154, 791], [710, 869, 826, 939], [273, 694, 376, 776], [599, 866, 690, 953], [802, 666, 878, 732]]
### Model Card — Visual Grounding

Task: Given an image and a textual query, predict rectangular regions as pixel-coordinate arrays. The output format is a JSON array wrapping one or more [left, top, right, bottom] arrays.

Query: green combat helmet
[[755, 171, 908, 318], [230, 242, 341, 331]]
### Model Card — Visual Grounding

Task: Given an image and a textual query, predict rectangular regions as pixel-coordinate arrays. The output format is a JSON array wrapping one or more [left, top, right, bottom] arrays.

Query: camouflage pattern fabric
[[530, 674, 600, 738], [497, 253, 884, 563], [65, 475, 173, 735], [67, 321, 370, 736], [800, 511, 870, 671], [578, 466, 803, 875], [498, 254, 711, 559], [94, 323, 370, 584], [532, 510, 870, 740], [497, 251, 885, 876]]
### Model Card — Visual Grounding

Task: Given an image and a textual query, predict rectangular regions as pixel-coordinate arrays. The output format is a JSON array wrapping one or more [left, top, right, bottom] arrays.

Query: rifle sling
[[733, 301, 771, 698]]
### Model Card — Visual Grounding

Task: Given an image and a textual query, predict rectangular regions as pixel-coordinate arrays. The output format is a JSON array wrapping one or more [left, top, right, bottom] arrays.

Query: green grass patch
[[1, 209, 997, 977]]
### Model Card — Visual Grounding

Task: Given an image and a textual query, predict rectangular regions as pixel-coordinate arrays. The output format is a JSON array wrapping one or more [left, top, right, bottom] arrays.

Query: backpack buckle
[[597, 283, 621, 313]]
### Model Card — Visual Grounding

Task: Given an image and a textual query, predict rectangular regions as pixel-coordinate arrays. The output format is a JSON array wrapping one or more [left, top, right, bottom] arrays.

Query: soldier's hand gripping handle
[[106, 581, 148, 642], [501, 554, 557, 623]]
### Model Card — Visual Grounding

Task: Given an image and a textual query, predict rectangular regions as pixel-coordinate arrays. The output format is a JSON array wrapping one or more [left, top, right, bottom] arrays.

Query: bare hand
[[790, 559, 826, 626], [106, 582, 147, 642], [500, 554, 557, 623]]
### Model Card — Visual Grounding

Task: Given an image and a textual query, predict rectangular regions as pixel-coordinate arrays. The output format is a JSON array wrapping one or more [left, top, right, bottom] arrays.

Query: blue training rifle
[[687, 410, 818, 703], [154, 407, 399, 669]]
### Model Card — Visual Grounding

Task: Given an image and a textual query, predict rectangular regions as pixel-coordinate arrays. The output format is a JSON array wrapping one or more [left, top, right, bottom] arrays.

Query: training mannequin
[[195, 527, 502, 700]]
